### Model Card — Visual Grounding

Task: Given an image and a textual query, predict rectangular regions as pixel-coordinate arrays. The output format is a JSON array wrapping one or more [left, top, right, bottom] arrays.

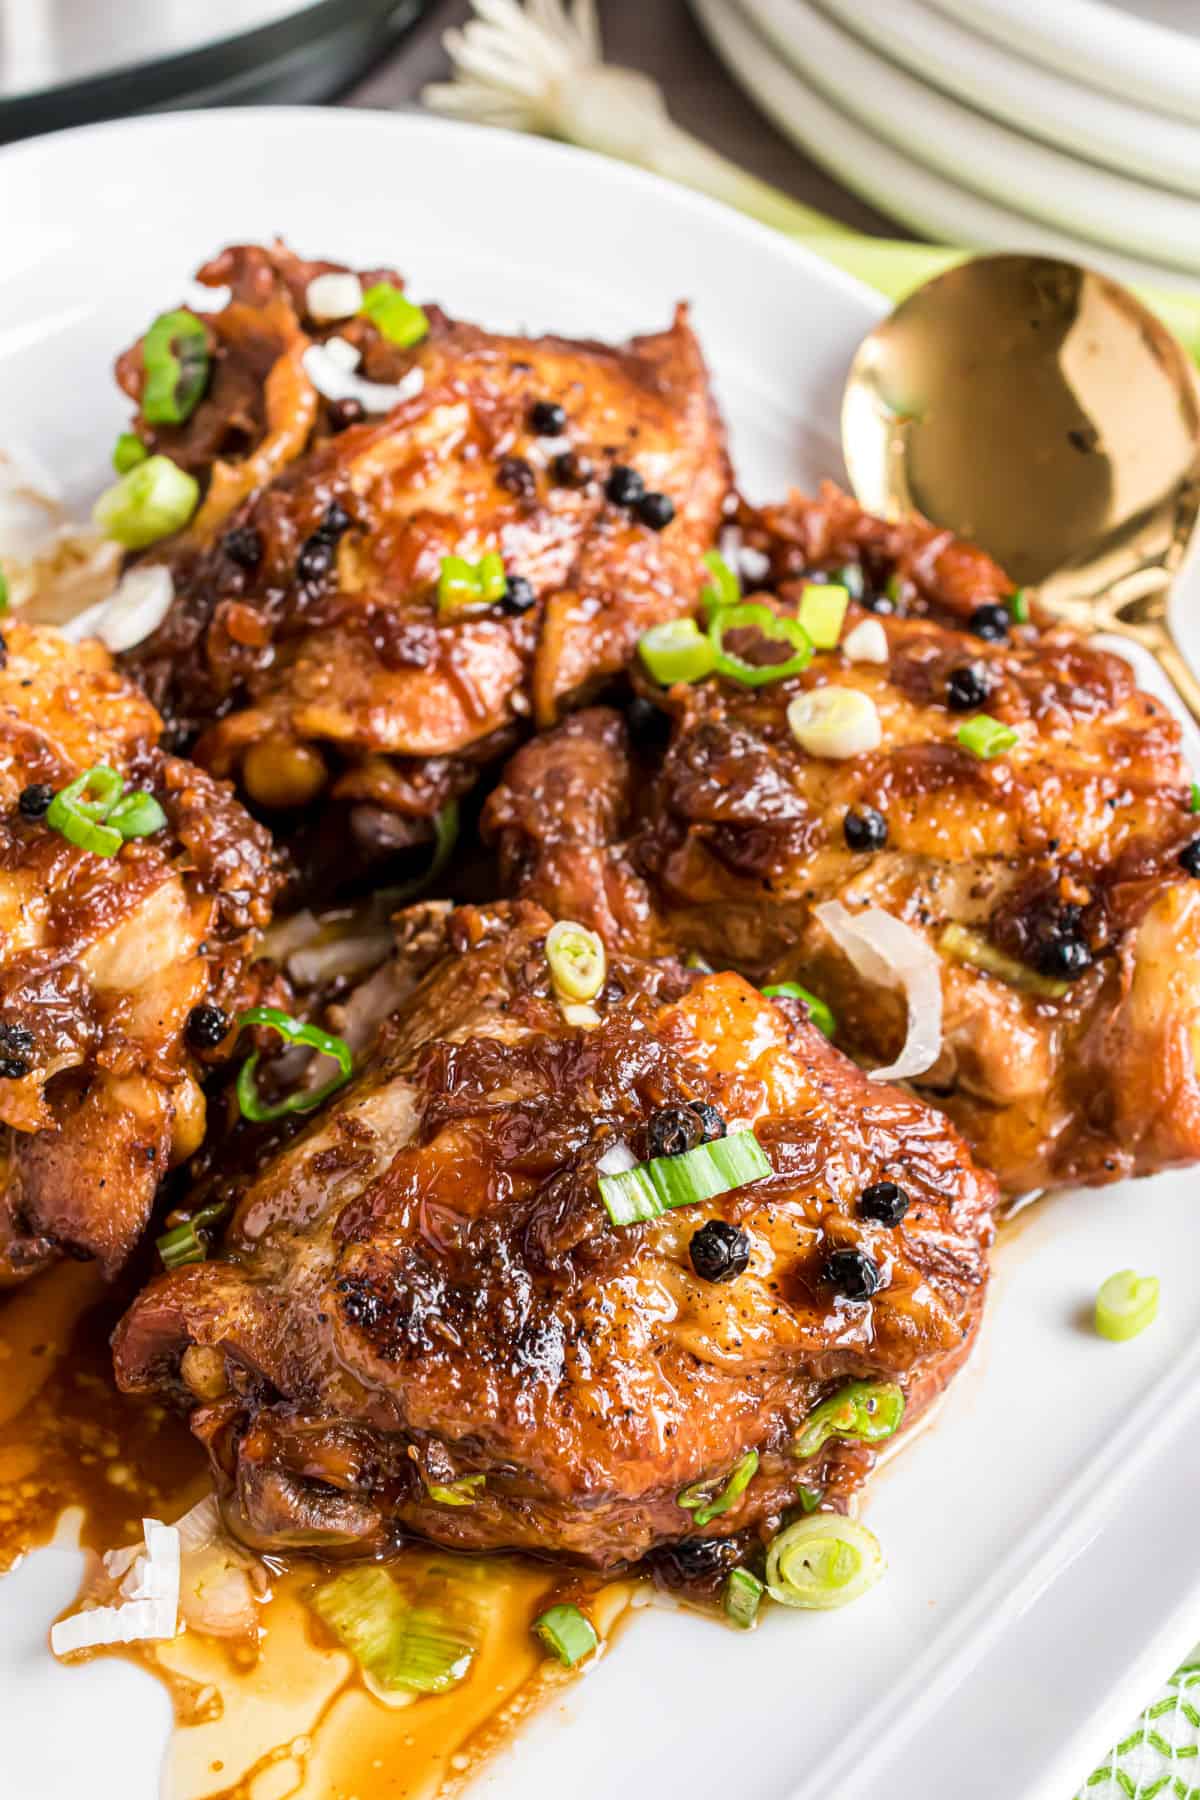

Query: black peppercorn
[[553, 450, 592, 488], [530, 399, 567, 436], [497, 455, 536, 498], [946, 664, 990, 712], [318, 500, 353, 539], [859, 1181, 910, 1225], [1036, 938, 1093, 980], [296, 533, 335, 585], [502, 575, 537, 615], [328, 397, 366, 433], [689, 1219, 751, 1284], [605, 464, 645, 507], [186, 1003, 231, 1050], [637, 491, 676, 531], [687, 1100, 727, 1143], [646, 1105, 703, 1159], [969, 602, 1010, 642], [0, 1056, 29, 1080], [0, 1022, 34, 1060], [624, 695, 671, 747], [222, 525, 262, 570], [823, 1246, 883, 1300], [17, 783, 54, 820], [1180, 839, 1200, 878], [843, 808, 888, 852]]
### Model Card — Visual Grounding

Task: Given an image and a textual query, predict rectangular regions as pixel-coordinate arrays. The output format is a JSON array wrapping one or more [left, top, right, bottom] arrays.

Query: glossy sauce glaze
[[0, 1264, 628, 1800]]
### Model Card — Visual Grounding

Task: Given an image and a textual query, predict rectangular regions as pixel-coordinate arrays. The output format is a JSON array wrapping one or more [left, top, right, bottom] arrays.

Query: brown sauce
[[0, 1267, 631, 1798]]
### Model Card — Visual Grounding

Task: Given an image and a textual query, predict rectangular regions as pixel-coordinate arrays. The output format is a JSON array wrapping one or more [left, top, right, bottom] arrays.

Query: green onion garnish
[[722, 1566, 764, 1630], [797, 583, 849, 650], [792, 1380, 905, 1461], [545, 919, 607, 1003], [0, 568, 9, 615], [761, 982, 835, 1038], [234, 1005, 354, 1123], [142, 309, 210, 425], [598, 1129, 770, 1227], [796, 1485, 823, 1513], [361, 282, 430, 349], [384, 800, 460, 903], [93, 454, 199, 549], [533, 1603, 597, 1667], [638, 617, 717, 685], [426, 1474, 486, 1507], [709, 602, 813, 686], [956, 714, 1018, 761], [310, 1565, 480, 1695], [765, 1514, 885, 1610], [939, 922, 1068, 999], [156, 1201, 229, 1271], [678, 1449, 759, 1527], [1190, 782, 1200, 815], [437, 551, 508, 614], [1008, 587, 1030, 623], [45, 765, 166, 858], [112, 432, 149, 475], [1094, 1269, 1160, 1342], [700, 548, 740, 619]]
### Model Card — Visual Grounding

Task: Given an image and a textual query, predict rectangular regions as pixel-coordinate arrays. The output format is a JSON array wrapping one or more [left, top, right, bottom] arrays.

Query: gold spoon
[[841, 252, 1200, 721]]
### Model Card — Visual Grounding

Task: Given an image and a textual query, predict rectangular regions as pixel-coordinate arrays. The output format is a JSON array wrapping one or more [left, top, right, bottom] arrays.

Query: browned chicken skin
[[114, 903, 994, 1570], [0, 620, 282, 1284], [117, 244, 729, 871], [485, 489, 1200, 1197]]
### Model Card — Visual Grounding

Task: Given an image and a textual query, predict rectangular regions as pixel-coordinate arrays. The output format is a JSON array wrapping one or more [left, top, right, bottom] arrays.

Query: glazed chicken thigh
[[485, 487, 1200, 1197], [0, 620, 280, 1284], [115, 903, 994, 1570], [115, 244, 729, 873]]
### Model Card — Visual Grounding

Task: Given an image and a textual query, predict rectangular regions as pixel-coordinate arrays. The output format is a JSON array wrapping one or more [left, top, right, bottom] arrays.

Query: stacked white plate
[[689, 0, 1200, 289]]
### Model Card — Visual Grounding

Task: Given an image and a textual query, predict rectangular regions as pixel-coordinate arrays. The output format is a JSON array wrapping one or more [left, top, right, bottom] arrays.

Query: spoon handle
[[1085, 571, 1200, 728], [1140, 620, 1200, 729]]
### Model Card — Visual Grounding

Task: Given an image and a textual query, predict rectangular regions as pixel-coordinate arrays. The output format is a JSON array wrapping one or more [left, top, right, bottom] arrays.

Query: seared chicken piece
[[116, 243, 729, 871], [0, 620, 281, 1284], [114, 903, 994, 1570], [485, 488, 1200, 1197]]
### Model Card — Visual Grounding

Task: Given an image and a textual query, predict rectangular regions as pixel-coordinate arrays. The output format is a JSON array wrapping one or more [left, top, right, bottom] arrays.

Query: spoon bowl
[[842, 253, 1200, 718]]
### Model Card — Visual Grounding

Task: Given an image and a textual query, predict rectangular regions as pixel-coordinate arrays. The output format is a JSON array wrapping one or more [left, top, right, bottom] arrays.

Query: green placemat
[[1076, 1650, 1200, 1798]]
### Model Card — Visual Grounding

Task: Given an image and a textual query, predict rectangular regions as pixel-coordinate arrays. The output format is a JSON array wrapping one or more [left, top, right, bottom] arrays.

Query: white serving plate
[[734, 0, 1200, 276], [2, 106, 1200, 1800], [689, 0, 1194, 293], [816, 0, 1200, 198], [932, 0, 1200, 125]]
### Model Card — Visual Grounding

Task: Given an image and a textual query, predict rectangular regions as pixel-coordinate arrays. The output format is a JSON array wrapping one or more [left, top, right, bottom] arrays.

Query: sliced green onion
[[545, 919, 606, 1002], [1008, 587, 1030, 624], [678, 1449, 759, 1527], [792, 1380, 905, 1461], [112, 432, 149, 475], [939, 922, 1068, 1000], [722, 1566, 764, 1630], [796, 1485, 823, 1513], [761, 982, 835, 1038], [598, 1129, 770, 1227], [142, 309, 210, 425], [107, 791, 168, 840], [709, 602, 813, 686], [437, 551, 508, 615], [234, 1005, 354, 1123], [956, 714, 1018, 761], [700, 548, 740, 619], [425, 1473, 486, 1506], [765, 1514, 885, 1611], [384, 800, 459, 904], [638, 617, 716, 685], [0, 569, 8, 615], [360, 282, 430, 349], [1190, 782, 1200, 815], [1095, 1269, 1160, 1342], [93, 454, 199, 549], [797, 583, 849, 650], [533, 1603, 597, 1667], [310, 1565, 479, 1695], [156, 1201, 229, 1271], [46, 765, 125, 857]]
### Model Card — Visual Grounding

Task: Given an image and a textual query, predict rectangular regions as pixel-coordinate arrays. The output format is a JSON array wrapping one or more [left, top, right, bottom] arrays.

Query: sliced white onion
[[842, 619, 889, 666], [306, 272, 364, 323], [560, 1001, 602, 1030], [323, 334, 362, 373], [787, 686, 882, 759], [0, 446, 66, 562], [596, 1140, 636, 1176], [59, 564, 174, 652], [739, 546, 770, 584], [814, 900, 943, 1082], [174, 1495, 264, 1639], [301, 341, 424, 414], [51, 1518, 179, 1655], [184, 281, 231, 314]]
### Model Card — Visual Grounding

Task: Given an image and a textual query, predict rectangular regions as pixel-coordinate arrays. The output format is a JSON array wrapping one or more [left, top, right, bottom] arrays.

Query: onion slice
[[301, 341, 425, 414], [51, 1518, 180, 1655], [59, 563, 174, 651], [813, 900, 943, 1082]]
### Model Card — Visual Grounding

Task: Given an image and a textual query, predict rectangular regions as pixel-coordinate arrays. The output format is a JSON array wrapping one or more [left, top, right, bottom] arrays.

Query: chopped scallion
[[360, 281, 430, 349], [234, 1005, 354, 1122], [956, 714, 1018, 761], [112, 432, 149, 475], [792, 1380, 905, 1461], [1190, 782, 1200, 815], [384, 800, 459, 903], [533, 1603, 597, 1667], [545, 919, 607, 1003], [765, 1514, 885, 1610], [425, 1473, 486, 1506], [142, 309, 210, 425], [939, 923, 1068, 999], [107, 790, 168, 840], [761, 982, 835, 1038], [0, 569, 7, 615], [45, 765, 164, 858], [437, 551, 508, 614], [598, 1129, 770, 1227], [156, 1201, 230, 1270], [1095, 1269, 1159, 1342], [709, 602, 813, 686], [310, 1565, 480, 1695], [797, 583, 849, 650], [1008, 587, 1030, 624], [638, 617, 716, 685], [93, 454, 199, 549], [722, 1566, 764, 1630], [678, 1449, 759, 1527], [700, 548, 740, 619]]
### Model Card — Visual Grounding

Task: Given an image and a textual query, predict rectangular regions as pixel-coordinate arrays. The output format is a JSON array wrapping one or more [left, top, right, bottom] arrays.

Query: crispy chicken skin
[[485, 488, 1200, 1197], [0, 621, 281, 1285], [114, 903, 994, 1570], [117, 244, 730, 864]]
